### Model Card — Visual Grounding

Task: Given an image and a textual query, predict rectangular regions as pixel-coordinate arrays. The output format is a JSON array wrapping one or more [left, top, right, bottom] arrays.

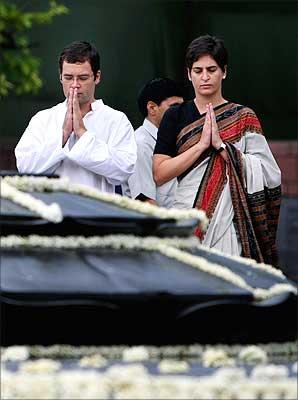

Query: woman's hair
[[185, 35, 228, 72], [59, 41, 100, 79]]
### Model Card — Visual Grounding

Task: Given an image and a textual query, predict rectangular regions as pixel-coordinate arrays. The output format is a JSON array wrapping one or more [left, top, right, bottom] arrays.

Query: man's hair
[[185, 35, 228, 72], [137, 78, 183, 118], [59, 41, 100, 79]]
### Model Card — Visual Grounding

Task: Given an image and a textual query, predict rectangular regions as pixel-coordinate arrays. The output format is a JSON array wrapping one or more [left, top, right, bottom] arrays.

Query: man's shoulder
[[99, 101, 127, 120], [32, 101, 65, 118], [163, 100, 193, 120]]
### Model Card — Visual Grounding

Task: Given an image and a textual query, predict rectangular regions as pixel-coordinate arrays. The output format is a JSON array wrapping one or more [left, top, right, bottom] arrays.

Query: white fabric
[[173, 132, 281, 256], [15, 100, 137, 193], [122, 119, 177, 208]]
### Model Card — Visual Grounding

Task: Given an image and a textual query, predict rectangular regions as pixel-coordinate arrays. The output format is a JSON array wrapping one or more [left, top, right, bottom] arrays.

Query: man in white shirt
[[122, 78, 183, 207], [15, 41, 137, 193]]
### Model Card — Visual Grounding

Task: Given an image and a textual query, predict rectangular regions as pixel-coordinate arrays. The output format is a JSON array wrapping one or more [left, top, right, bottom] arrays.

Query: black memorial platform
[[1, 175, 297, 346]]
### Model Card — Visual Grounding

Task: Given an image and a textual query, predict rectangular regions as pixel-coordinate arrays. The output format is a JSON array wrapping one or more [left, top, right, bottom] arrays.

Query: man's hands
[[62, 88, 87, 147]]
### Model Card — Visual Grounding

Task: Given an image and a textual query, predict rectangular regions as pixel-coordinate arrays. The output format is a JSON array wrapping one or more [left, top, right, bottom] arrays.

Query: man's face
[[188, 54, 225, 98], [156, 96, 183, 126], [60, 61, 100, 106]]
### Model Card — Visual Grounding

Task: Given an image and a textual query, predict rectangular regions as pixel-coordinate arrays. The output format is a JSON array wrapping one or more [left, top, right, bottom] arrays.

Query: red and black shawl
[[176, 103, 281, 267]]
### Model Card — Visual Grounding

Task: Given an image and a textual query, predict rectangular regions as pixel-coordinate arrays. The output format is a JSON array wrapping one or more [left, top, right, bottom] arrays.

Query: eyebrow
[[62, 74, 91, 77], [192, 65, 217, 69]]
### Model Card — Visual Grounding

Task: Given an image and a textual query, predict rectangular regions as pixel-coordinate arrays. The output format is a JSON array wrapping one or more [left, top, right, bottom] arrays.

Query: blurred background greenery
[[0, 0, 297, 145]]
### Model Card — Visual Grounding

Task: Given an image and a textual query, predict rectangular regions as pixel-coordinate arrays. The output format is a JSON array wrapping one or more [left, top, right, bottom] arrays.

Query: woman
[[153, 35, 281, 266]]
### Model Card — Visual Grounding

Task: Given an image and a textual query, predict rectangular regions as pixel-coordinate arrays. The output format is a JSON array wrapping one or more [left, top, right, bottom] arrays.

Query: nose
[[70, 77, 81, 88], [202, 69, 209, 81]]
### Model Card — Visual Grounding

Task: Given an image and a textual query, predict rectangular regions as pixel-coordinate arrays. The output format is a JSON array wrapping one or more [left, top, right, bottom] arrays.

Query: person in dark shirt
[[153, 35, 281, 266]]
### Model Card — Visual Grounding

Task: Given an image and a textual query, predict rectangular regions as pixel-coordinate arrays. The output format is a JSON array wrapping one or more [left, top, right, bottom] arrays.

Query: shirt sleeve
[[128, 139, 156, 200], [65, 113, 137, 185], [15, 111, 66, 175], [154, 106, 178, 157]]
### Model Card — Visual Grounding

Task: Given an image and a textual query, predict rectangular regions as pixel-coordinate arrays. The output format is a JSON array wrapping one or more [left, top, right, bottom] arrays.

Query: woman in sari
[[153, 35, 281, 266]]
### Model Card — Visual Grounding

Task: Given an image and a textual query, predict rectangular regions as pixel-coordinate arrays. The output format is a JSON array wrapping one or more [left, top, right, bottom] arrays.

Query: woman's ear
[[222, 66, 227, 79], [187, 68, 192, 82]]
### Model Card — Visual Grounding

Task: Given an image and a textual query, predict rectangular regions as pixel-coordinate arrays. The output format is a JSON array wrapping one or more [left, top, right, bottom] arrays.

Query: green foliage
[[0, 0, 68, 98]]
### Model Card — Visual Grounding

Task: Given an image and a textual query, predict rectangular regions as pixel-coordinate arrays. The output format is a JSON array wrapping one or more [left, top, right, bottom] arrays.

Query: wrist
[[75, 127, 87, 137], [215, 141, 226, 152]]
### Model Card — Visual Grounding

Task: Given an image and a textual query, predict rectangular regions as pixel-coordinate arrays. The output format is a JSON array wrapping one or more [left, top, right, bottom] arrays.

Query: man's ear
[[95, 71, 101, 85], [59, 74, 63, 84], [147, 101, 157, 116]]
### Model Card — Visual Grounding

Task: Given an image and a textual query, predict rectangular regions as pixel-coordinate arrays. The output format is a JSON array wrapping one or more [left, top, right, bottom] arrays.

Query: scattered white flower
[[79, 353, 107, 368], [158, 359, 189, 374], [213, 366, 247, 382], [2, 346, 29, 362], [19, 358, 61, 373], [202, 348, 235, 367], [122, 346, 150, 362], [251, 364, 288, 380], [8, 373, 58, 399], [58, 370, 109, 399], [238, 346, 268, 364]]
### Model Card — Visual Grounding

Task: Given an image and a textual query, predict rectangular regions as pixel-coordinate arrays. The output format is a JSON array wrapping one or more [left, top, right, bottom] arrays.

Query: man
[[122, 78, 183, 207], [15, 41, 137, 193]]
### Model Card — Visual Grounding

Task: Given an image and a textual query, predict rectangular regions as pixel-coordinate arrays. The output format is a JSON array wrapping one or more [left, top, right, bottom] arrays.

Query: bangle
[[216, 142, 226, 153]]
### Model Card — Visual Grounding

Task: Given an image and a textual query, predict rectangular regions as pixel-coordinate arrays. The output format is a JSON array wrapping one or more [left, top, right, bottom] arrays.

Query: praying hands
[[62, 88, 87, 146]]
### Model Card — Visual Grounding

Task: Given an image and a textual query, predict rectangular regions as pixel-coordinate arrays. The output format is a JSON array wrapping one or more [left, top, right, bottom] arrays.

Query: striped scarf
[[176, 103, 281, 266]]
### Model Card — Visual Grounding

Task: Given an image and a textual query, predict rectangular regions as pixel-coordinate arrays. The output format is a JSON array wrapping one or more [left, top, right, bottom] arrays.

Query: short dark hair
[[59, 41, 100, 79], [185, 35, 228, 72], [137, 77, 183, 118]]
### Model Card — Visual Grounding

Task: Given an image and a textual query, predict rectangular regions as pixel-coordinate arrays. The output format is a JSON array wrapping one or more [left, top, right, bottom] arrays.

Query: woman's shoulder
[[229, 102, 258, 117]]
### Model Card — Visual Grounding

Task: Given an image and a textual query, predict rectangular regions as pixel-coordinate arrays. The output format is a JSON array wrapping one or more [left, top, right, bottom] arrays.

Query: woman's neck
[[194, 95, 227, 114]]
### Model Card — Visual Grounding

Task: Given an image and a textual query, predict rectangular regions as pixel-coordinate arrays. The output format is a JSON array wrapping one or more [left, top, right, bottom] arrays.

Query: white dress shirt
[[15, 100, 137, 193], [122, 118, 177, 208]]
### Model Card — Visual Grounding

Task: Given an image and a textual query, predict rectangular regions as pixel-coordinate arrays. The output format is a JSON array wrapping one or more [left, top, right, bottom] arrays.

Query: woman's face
[[188, 54, 226, 98]]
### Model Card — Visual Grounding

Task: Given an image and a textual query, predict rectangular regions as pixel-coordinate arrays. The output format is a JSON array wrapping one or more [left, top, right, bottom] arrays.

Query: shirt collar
[[143, 118, 158, 140], [62, 99, 104, 111], [91, 99, 104, 110]]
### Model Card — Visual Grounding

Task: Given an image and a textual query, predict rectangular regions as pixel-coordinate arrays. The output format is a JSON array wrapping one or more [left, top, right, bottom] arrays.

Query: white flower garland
[[198, 243, 286, 280], [3, 175, 209, 228], [1, 180, 62, 223], [2, 363, 296, 400], [2, 234, 297, 302]]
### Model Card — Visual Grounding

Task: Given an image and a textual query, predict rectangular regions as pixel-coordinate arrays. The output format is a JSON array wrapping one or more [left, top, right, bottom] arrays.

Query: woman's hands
[[199, 102, 226, 155]]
